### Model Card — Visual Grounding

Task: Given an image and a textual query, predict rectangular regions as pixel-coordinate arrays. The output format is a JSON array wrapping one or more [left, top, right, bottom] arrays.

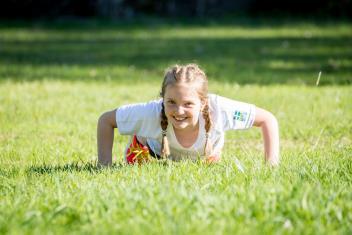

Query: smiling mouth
[[174, 116, 187, 121]]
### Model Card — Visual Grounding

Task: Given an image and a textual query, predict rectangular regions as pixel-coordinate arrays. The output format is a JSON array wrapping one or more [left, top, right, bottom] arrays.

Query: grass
[[0, 19, 351, 234], [1, 19, 351, 85]]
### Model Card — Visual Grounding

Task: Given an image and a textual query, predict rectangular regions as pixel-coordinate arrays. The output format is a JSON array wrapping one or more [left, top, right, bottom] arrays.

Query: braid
[[160, 103, 170, 158], [160, 63, 210, 158], [202, 101, 213, 156]]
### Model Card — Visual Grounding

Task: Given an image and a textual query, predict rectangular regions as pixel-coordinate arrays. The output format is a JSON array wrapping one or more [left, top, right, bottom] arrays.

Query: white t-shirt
[[116, 94, 256, 161]]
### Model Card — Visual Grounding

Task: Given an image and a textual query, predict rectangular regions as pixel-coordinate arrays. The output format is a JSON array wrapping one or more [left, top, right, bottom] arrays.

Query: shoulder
[[117, 99, 162, 118], [208, 93, 233, 105], [208, 94, 232, 111], [208, 94, 256, 130], [119, 99, 162, 109], [115, 99, 163, 137], [208, 94, 218, 109], [208, 93, 254, 110]]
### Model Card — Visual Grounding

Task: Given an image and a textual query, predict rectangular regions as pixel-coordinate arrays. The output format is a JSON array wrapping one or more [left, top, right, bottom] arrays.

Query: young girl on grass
[[97, 64, 279, 166]]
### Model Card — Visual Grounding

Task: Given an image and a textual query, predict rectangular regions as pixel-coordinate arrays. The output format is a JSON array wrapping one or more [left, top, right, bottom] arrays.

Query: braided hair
[[160, 64, 212, 158], [160, 103, 170, 157]]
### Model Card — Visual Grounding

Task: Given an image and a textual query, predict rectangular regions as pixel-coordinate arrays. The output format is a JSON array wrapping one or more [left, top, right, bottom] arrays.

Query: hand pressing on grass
[[205, 156, 221, 164], [253, 107, 280, 167]]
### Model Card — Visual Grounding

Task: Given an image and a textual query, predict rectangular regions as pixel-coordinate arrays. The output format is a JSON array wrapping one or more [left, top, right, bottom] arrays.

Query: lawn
[[0, 19, 351, 234]]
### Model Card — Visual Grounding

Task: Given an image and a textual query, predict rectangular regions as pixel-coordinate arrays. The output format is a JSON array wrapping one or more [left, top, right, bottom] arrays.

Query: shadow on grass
[[26, 162, 124, 174], [1, 20, 351, 85], [25, 160, 173, 175]]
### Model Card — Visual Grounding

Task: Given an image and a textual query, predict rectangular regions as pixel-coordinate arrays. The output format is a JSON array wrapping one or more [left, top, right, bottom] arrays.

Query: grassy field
[[0, 19, 351, 234]]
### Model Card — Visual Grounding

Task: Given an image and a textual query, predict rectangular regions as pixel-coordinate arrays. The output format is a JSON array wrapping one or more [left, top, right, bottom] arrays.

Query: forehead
[[164, 83, 200, 100]]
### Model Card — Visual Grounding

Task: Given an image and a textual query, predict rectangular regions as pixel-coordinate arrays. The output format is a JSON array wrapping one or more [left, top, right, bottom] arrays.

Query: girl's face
[[163, 83, 203, 132]]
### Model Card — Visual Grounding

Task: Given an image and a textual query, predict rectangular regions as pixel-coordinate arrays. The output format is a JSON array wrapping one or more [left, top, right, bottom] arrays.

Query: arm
[[253, 107, 280, 166], [97, 109, 117, 166]]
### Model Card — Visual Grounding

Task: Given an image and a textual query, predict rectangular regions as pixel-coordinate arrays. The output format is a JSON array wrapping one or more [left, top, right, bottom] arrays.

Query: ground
[[0, 19, 351, 234]]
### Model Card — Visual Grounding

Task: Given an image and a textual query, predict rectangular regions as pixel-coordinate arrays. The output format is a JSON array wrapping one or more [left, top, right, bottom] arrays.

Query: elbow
[[256, 110, 278, 128], [264, 113, 279, 131], [98, 110, 117, 128], [254, 107, 278, 128], [269, 113, 278, 127]]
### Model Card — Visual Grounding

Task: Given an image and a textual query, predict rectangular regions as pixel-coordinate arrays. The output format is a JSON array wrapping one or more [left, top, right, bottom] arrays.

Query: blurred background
[[1, 0, 351, 20], [0, 1, 351, 85]]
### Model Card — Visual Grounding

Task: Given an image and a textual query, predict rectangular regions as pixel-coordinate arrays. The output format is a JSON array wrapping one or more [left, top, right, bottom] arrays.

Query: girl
[[97, 64, 279, 166]]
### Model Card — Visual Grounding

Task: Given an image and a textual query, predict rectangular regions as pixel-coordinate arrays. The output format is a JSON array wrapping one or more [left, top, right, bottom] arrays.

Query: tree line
[[1, 0, 351, 19]]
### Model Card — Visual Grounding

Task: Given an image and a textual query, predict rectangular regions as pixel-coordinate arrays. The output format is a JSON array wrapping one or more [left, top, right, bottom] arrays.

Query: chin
[[172, 122, 189, 130], [173, 124, 187, 130]]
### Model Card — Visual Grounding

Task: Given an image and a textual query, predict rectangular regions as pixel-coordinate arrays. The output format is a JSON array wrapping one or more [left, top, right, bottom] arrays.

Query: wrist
[[266, 156, 279, 166]]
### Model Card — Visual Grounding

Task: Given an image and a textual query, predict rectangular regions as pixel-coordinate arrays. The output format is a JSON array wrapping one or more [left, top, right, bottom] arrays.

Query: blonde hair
[[160, 64, 212, 159]]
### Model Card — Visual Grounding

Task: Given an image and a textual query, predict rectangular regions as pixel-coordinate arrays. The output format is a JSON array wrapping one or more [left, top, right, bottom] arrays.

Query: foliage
[[0, 0, 351, 19]]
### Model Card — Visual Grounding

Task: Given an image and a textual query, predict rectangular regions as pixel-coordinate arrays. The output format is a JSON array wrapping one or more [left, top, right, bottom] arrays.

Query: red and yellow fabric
[[126, 135, 151, 164]]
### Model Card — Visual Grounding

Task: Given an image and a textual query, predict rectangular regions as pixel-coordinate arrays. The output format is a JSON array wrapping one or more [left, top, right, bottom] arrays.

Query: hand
[[267, 157, 279, 167], [205, 156, 221, 164]]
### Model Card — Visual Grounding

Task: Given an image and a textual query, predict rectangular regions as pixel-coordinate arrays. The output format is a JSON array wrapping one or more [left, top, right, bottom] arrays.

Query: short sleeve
[[116, 100, 162, 139], [212, 95, 256, 131]]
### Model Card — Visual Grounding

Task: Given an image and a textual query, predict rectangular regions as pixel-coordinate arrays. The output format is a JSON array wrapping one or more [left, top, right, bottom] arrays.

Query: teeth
[[174, 117, 186, 121]]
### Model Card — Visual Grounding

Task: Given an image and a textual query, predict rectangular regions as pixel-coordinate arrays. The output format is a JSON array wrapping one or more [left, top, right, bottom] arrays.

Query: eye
[[185, 102, 193, 107], [167, 100, 176, 105]]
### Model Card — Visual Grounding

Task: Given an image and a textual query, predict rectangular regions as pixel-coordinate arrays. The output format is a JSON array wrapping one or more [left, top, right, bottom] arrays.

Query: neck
[[173, 122, 199, 134], [173, 122, 200, 148]]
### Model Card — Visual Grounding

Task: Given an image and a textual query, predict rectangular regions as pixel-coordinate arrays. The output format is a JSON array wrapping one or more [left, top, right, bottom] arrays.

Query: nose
[[175, 105, 185, 115]]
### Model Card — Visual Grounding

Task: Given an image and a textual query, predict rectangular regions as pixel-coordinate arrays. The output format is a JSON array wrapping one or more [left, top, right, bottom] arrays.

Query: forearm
[[261, 116, 280, 166], [97, 112, 115, 166]]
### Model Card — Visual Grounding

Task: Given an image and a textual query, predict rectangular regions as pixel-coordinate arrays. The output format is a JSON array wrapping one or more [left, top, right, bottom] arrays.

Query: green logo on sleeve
[[234, 111, 247, 122]]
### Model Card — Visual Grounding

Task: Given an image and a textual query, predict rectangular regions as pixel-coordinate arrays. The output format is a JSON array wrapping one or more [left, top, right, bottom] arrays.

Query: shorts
[[125, 135, 161, 164]]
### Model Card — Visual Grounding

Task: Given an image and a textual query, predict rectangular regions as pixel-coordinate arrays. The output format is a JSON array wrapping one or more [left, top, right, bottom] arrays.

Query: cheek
[[164, 106, 173, 118]]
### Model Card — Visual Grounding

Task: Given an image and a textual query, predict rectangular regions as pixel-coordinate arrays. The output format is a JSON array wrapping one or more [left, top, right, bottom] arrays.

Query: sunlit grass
[[0, 20, 351, 85], [0, 20, 351, 234]]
